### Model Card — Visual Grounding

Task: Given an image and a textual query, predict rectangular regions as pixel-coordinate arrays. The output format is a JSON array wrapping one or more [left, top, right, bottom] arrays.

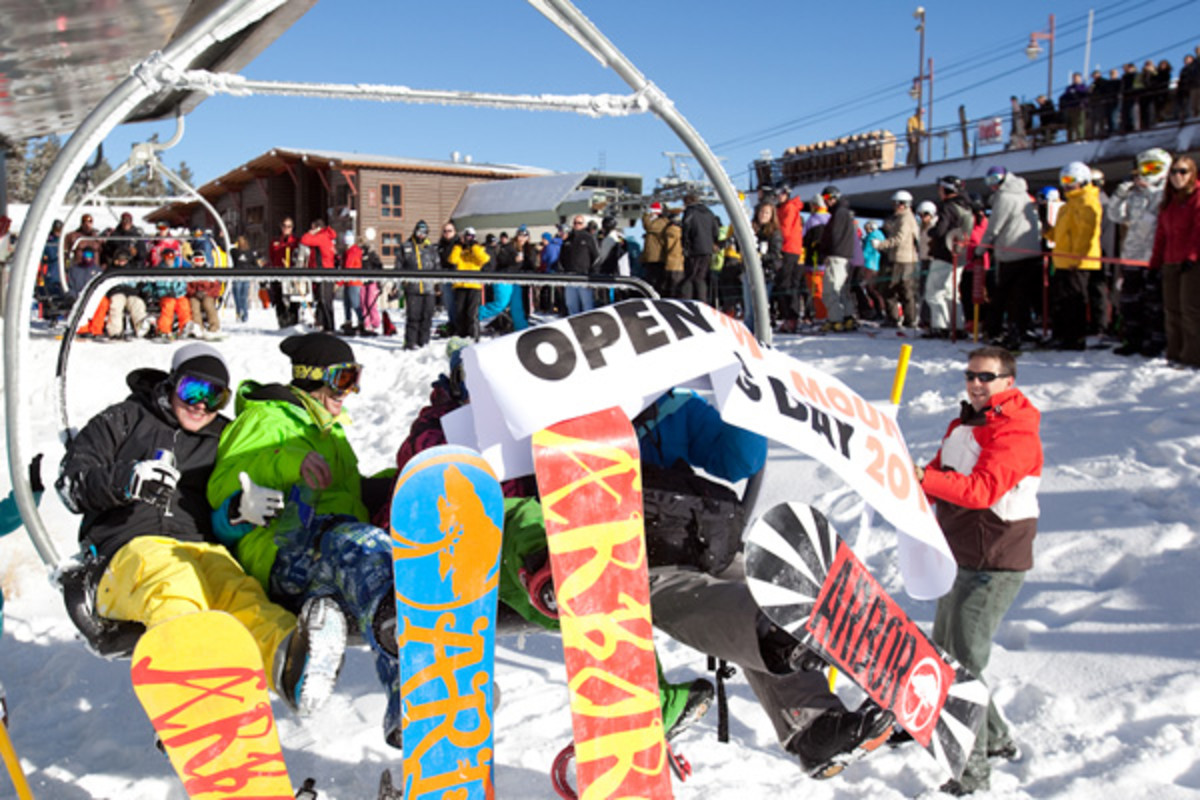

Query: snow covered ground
[[1, 303, 1199, 799]]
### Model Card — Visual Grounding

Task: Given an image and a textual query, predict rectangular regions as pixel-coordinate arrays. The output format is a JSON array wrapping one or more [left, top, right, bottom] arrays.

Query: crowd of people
[[747, 147, 1200, 365], [1014, 44, 1200, 147]]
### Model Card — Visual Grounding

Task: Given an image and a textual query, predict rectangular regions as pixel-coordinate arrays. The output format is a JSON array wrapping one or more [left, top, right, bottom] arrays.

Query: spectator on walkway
[[1120, 62, 1143, 132], [906, 108, 925, 166], [1060, 72, 1089, 142], [1178, 54, 1200, 120]]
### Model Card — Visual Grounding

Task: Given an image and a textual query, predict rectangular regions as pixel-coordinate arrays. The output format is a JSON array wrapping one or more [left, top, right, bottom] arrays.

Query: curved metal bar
[[53, 267, 659, 441], [528, 0, 771, 345], [4, 0, 286, 569]]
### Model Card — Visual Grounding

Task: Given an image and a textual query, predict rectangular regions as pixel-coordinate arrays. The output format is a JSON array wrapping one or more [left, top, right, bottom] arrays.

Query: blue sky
[[102, 0, 1198, 196]]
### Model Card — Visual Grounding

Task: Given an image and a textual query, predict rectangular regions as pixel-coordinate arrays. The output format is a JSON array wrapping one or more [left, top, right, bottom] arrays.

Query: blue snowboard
[[390, 444, 505, 800]]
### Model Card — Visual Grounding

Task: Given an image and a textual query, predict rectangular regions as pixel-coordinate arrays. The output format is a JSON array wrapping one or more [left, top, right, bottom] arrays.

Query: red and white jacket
[[921, 386, 1042, 571]]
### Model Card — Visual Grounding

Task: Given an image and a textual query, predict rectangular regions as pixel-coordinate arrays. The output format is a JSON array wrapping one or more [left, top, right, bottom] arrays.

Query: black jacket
[[397, 237, 440, 295], [681, 203, 720, 257], [56, 368, 228, 561], [559, 230, 599, 275], [818, 201, 857, 260], [931, 194, 975, 263]]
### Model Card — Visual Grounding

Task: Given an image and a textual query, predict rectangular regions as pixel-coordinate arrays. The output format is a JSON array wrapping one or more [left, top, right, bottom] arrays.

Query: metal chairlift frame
[[56, 111, 233, 290], [4, 0, 768, 571]]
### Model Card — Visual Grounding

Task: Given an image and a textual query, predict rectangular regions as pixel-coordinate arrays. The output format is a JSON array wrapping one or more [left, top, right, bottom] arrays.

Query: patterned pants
[[270, 514, 398, 731]]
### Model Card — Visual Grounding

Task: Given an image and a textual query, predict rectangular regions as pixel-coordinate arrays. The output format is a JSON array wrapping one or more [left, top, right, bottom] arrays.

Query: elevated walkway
[[775, 120, 1200, 217]]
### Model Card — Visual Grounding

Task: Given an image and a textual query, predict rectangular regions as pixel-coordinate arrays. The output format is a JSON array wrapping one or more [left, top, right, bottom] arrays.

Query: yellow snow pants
[[96, 536, 296, 690]]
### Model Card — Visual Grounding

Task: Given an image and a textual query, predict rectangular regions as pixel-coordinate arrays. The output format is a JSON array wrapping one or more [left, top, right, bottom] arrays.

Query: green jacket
[[207, 380, 368, 586]]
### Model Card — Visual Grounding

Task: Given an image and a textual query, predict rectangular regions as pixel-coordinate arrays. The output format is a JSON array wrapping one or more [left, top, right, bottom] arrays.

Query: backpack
[[641, 461, 747, 576]]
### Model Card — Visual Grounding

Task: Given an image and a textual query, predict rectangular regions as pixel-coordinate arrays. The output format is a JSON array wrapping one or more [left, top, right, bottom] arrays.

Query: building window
[[381, 231, 401, 258], [381, 183, 403, 218]]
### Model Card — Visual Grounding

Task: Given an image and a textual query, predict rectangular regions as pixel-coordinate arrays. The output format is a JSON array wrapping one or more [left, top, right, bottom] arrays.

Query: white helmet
[[916, 200, 938, 219], [1059, 161, 1092, 190], [891, 189, 913, 206], [1136, 147, 1172, 186]]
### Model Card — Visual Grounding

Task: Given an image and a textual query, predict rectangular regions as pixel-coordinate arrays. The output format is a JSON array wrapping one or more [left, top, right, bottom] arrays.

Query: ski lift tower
[[654, 151, 723, 206]]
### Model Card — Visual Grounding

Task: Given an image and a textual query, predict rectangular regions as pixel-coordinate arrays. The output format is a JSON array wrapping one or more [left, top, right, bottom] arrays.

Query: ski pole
[[0, 720, 34, 800]]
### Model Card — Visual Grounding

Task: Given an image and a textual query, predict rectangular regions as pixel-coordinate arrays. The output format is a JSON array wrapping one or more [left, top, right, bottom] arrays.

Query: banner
[[457, 299, 955, 599]]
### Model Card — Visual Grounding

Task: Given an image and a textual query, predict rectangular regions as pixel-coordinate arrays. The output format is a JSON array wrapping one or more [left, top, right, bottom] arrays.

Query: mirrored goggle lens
[[324, 363, 362, 394], [1060, 175, 1077, 186], [1138, 161, 1165, 176], [985, 173, 1003, 187], [175, 374, 230, 410]]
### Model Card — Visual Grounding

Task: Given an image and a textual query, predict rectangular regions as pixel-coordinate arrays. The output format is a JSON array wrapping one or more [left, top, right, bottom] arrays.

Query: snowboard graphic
[[130, 610, 294, 799], [391, 444, 505, 800], [532, 407, 673, 800], [744, 502, 987, 780]]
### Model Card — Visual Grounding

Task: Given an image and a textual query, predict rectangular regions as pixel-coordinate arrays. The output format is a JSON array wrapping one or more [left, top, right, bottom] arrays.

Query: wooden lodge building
[[148, 147, 552, 260]]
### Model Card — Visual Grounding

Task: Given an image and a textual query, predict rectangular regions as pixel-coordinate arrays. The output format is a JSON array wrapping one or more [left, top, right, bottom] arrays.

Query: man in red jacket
[[915, 345, 1042, 796]]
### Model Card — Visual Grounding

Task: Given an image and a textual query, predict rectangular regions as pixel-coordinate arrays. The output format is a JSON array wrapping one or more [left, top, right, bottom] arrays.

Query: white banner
[[455, 299, 955, 599]]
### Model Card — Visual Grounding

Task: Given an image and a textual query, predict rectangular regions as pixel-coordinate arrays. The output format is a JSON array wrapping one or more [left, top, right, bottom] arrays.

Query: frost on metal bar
[[169, 70, 652, 119]]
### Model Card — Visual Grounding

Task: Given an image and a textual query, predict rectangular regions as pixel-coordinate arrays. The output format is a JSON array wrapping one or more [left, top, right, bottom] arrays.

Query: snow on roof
[[452, 172, 594, 217], [272, 146, 554, 176]]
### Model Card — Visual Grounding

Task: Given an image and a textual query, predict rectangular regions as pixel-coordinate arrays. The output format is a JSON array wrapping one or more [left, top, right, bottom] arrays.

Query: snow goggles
[[174, 374, 230, 410], [293, 361, 362, 394], [1059, 174, 1079, 188], [1138, 160, 1166, 177], [963, 370, 1010, 383]]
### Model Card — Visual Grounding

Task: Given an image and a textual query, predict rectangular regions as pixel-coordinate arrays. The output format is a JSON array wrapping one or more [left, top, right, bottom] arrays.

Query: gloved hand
[[28, 453, 44, 494], [230, 471, 285, 527], [126, 455, 180, 509]]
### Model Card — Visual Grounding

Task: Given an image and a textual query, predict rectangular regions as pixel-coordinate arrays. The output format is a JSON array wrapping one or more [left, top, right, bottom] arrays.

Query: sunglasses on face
[[175, 374, 230, 411], [964, 370, 1010, 383], [1170, 167, 1192, 176]]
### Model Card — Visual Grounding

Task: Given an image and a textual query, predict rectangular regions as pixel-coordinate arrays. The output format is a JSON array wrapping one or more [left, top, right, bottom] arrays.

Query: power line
[[714, 0, 1192, 154]]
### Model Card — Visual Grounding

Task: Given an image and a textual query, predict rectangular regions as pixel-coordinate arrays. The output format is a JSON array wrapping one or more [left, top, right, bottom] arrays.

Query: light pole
[[1025, 14, 1056, 99], [913, 7, 926, 116], [907, 7, 926, 165]]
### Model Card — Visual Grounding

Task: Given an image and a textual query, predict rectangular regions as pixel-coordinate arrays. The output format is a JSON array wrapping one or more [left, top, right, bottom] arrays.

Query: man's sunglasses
[[964, 370, 1011, 383], [175, 374, 231, 411]]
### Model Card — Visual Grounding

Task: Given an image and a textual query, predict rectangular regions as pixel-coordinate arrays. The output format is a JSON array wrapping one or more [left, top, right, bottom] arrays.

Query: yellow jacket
[[449, 243, 491, 289], [1051, 184, 1102, 270]]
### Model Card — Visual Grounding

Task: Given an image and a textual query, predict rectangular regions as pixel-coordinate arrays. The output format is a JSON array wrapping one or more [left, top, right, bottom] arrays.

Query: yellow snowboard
[[130, 610, 294, 799]]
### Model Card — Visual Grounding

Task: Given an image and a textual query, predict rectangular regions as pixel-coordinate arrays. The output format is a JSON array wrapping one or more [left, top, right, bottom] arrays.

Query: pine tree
[[177, 160, 195, 189], [5, 140, 28, 203], [25, 135, 63, 202]]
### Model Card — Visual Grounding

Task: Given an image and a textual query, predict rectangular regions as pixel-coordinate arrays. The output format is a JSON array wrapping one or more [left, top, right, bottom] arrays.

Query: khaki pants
[[188, 294, 220, 333], [97, 536, 295, 690], [107, 293, 147, 337]]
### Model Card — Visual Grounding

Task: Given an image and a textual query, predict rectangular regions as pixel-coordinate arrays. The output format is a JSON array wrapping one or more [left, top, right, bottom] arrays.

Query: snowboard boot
[[787, 703, 895, 779], [275, 595, 347, 715], [987, 740, 1020, 761], [661, 678, 715, 742]]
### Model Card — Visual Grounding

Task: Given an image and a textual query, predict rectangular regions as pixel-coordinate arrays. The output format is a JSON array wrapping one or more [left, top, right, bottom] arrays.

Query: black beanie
[[171, 342, 230, 387], [280, 333, 355, 391]]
